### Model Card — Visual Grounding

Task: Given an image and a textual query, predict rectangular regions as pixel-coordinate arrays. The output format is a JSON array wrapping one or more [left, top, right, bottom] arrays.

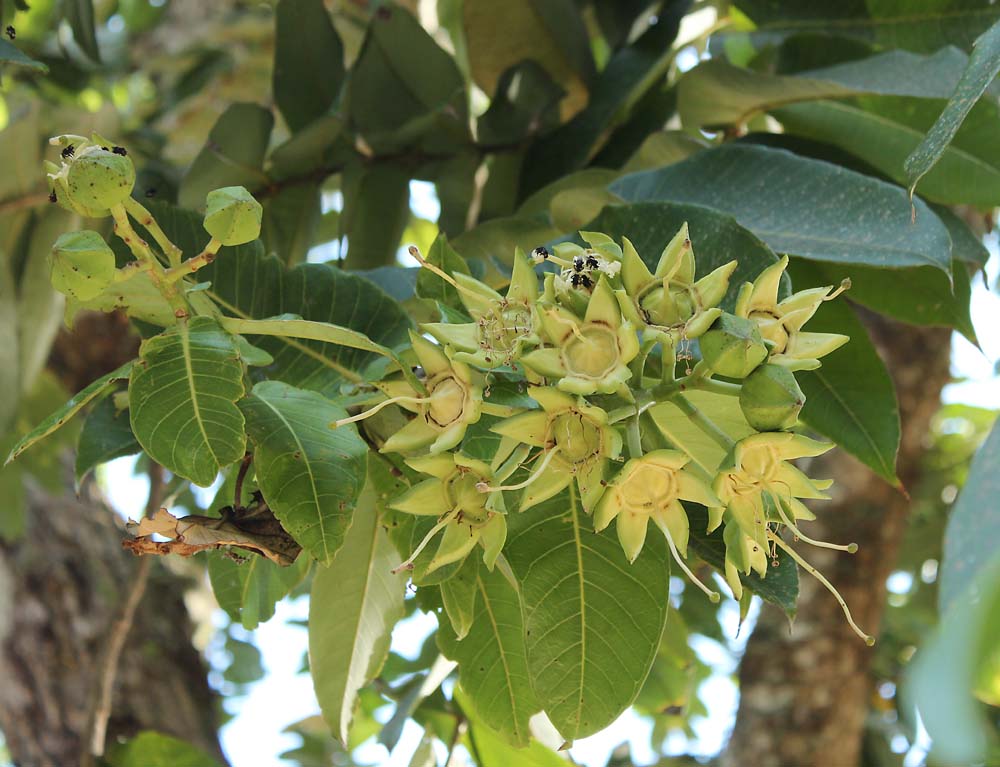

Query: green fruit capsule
[[203, 186, 263, 246], [739, 363, 805, 431], [50, 230, 116, 301], [66, 146, 136, 211], [699, 313, 768, 379]]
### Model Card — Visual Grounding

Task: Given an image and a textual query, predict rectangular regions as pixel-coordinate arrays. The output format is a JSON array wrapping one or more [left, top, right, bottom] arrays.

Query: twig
[[81, 463, 164, 767], [0, 189, 50, 214], [444, 715, 466, 767], [234, 452, 253, 509]]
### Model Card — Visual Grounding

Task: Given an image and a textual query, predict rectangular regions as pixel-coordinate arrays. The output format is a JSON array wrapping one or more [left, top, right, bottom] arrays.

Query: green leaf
[[939, 418, 1000, 613], [789, 260, 902, 486], [934, 204, 990, 267], [649, 391, 756, 475], [0, 39, 47, 71], [208, 549, 311, 630], [580, 201, 786, 312], [239, 381, 368, 564], [340, 161, 411, 269], [137, 201, 413, 397], [310, 477, 407, 745], [179, 103, 274, 209], [686, 507, 799, 617], [439, 554, 479, 640], [504, 485, 671, 742], [463, 0, 593, 122], [906, 20, 1000, 198], [74, 395, 141, 486], [65, 0, 100, 63], [414, 234, 471, 309], [129, 317, 246, 487], [106, 731, 223, 767], [457, 689, 566, 767], [273, 0, 344, 132], [451, 212, 560, 267], [6, 361, 132, 465], [611, 144, 952, 272], [261, 183, 322, 265], [437, 562, 538, 746]]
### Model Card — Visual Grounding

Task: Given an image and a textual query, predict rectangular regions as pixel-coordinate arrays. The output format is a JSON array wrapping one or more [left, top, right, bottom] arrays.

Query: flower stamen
[[331, 395, 428, 428], [476, 447, 561, 493]]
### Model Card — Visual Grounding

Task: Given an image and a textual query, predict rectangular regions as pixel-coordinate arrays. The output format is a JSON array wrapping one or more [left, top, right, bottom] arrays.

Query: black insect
[[48, 191, 57, 203], [570, 273, 593, 289], [112, 146, 127, 156], [61, 145, 75, 159], [5, 26, 14, 40], [100, 146, 109, 152], [572, 255, 584, 272], [585, 254, 600, 269], [144, 187, 157, 198], [531, 246, 550, 260]]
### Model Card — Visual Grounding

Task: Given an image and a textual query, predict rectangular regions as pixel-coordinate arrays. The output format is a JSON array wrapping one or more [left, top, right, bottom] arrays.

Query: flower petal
[[617, 510, 650, 563], [390, 478, 450, 516], [521, 347, 567, 379], [621, 236, 654, 295], [654, 499, 690, 557], [584, 276, 622, 327], [491, 410, 549, 447], [380, 417, 438, 454], [519, 461, 573, 512], [426, 521, 480, 574]]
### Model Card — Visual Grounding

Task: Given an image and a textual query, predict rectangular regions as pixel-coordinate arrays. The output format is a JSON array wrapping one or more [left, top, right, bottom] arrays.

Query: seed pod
[[739, 363, 805, 431], [49, 230, 116, 301], [66, 146, 136, 211], [699, 313, 768, 379], [203, 186, 263, 246]]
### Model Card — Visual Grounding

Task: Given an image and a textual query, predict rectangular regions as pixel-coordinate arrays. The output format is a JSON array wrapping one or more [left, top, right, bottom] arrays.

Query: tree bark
[[722, 318, 952, 767]]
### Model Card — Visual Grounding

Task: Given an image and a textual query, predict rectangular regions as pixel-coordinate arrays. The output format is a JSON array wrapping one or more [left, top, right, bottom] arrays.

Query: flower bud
[[698, 313, 768, 379], [49, 230, 116, 301], [66, 146, 136, 211], [739, 364, 805, 431], [203, 186, 263, 246]]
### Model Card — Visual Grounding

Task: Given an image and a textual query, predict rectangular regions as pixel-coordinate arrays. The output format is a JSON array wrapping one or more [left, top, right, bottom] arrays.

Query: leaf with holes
[[129, 317, 246, 487], [437, 561, 538, 746], [504, 486, 671, 742], [239, 381, 368, 564]]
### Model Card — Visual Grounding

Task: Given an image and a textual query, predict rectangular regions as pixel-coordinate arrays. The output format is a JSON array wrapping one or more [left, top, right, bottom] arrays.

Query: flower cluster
[[337, 229, 870, 642]]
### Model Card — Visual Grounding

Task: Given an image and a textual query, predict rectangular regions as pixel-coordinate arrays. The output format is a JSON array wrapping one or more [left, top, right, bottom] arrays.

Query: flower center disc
[[427, 376, 467, 427], [561, 325, 619, 379], [449, 472, 488, 521], [749, 310, 788, 353], [551, 412, 601, 465], [620, 464, 677, 513], [640, 285, 694, 326], [481, 302, 531, 354]]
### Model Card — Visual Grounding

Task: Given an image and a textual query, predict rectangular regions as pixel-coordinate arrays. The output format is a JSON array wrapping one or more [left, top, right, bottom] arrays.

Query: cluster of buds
[[336, 228, 870, 642], [44, 134, 262, 314]]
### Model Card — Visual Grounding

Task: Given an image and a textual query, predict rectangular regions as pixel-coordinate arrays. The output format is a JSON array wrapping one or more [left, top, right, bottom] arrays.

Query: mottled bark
[[722, 318, 952, 767]]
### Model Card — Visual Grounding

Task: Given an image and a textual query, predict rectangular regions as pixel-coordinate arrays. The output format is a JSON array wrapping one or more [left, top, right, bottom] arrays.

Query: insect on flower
[[61, 145, 75, 159], [5, 26, 15, 39], [112, 146, 128, 156]]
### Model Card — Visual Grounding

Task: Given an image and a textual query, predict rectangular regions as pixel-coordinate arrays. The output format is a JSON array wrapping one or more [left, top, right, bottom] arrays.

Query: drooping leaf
[[439, 555, 479, 640], [129, 317, 246, 487], [273, 0, 344, 132], [64, 0, 100, 62], [789, 261, 902, 486], [261, 183, 322, 265], [340, 161, 411, 269], [6, 361, 132, 465], [504, 485, 671, 742], [310, 479, 407, 745], [106, 731, 223, 767], [611, 144, 952, 272], [239, 381, 368, 564], [75, 394, 141, 486], [208, 549, 311, 630], [905, 19, 1000, 198], [437, 562, 538, 746], [939, 418, 1000, 613], [179, 103, 274, 209]]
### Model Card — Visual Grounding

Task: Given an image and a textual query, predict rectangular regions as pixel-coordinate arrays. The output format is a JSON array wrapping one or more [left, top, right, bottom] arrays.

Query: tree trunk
[[0, 313, 226, 767], [722, 318, 952, 767]]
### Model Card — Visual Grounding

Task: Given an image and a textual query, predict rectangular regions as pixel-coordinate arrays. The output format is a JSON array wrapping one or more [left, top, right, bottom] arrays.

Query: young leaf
[[905, 19, 1000, 199], [129, 317, 246, 487], [239, 381, 368, 564], [611, 144, 952, 273], [6, 361, 133, 465], [504, 485, 671, 742], [310, 479, 407, 745], [437, 562, 538, 747]]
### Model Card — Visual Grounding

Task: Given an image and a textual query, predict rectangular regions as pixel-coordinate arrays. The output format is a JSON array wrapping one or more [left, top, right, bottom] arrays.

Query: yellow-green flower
[[520, 276, 639, 395], [390, 453, 506, 574], [619, 224, 736, 339], [735, 256, 849, 370], [333, 331, 482, 455], [422, 250, 540, 368], [594, 450, 722, 600], [491, 385, 622, 512]]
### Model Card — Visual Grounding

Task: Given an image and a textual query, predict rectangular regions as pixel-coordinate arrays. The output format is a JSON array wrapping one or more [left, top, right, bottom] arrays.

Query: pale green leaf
[[439, 555, 479, 640], [209, 550, 311, 630], [239, 381, 368, 564], [649, 391, 756, 475], [457, 690, 567, 767], [129, 317, 246, 487], [310, 479, 407, 744]]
